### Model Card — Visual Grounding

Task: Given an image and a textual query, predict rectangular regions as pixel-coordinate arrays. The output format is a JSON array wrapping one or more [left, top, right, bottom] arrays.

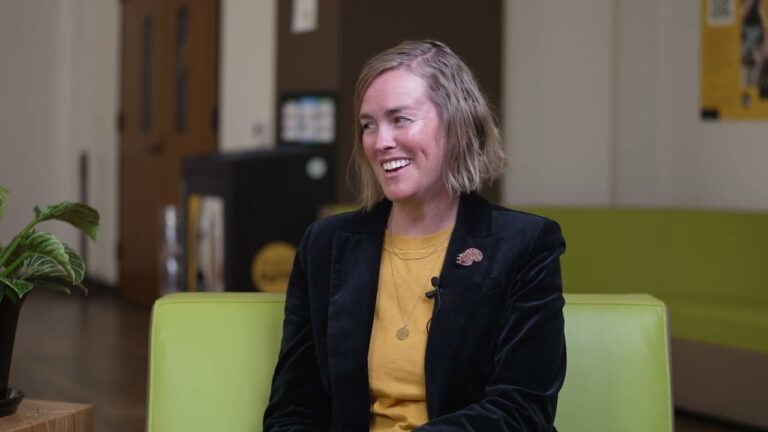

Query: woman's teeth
[[382, 159, 411, 172]]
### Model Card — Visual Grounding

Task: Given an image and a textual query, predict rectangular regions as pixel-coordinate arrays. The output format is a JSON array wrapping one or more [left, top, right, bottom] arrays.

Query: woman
[[264, 40, 566, 431]]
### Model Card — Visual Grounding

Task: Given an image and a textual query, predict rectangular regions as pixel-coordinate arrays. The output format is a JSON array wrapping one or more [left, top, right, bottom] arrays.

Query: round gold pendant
[[396, 327, 409, 340]]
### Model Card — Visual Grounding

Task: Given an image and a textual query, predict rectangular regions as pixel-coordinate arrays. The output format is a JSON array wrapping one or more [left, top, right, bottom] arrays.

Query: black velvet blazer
[[264, 193, 566, 431]]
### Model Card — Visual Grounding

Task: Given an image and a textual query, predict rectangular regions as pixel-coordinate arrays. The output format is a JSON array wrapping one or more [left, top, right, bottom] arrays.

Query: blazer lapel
[[433, 192, 494, 304], [424, 193, 496, 417], [326, 202, 389, 429], [324, 194, 495, 424]]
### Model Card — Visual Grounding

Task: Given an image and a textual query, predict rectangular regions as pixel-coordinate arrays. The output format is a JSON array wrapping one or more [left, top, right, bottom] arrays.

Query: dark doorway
[[119, 0, 220, 304]]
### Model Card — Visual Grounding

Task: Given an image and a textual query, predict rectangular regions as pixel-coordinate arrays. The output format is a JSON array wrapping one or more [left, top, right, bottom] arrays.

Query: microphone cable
[[425, 276, 442, 334]]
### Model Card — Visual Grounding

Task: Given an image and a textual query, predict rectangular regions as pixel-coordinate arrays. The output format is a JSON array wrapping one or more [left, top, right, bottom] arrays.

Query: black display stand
[[181, 145, 334, 292]]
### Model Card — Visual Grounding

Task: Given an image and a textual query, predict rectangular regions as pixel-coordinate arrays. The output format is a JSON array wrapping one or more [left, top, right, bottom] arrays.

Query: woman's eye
[[361, 122, 376, 132], [394, 116, 412, 126]]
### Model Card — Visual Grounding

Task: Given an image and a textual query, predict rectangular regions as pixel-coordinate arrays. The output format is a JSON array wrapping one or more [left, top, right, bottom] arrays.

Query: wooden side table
[[0, 399, 93, 432]]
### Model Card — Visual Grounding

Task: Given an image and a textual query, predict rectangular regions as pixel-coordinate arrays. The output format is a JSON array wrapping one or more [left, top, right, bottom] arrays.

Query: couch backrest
[[147, 292, 671, 432], [522, 208, 768, 301], [523, 207, 768, 354]]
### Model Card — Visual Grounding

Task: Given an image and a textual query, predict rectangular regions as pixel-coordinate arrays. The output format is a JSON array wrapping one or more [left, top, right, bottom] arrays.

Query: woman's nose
[[374, 127, 395, 152]]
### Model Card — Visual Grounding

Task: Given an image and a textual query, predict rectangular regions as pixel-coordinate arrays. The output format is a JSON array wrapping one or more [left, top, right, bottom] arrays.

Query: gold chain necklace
[[387, 244, 445, 341], [385, 231, 449, 261]]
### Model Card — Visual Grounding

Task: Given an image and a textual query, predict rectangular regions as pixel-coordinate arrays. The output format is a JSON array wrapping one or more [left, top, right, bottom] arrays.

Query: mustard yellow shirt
[[368, 226, 453, 431]]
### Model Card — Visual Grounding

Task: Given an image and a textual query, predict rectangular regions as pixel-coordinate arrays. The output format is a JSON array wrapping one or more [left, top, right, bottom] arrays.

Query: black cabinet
[[181, 146, 334, 292]]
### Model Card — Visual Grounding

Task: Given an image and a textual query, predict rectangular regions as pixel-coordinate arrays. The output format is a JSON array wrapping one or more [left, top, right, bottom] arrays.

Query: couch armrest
[[147, 292, 285, 432], [557, 293, 672, 432]]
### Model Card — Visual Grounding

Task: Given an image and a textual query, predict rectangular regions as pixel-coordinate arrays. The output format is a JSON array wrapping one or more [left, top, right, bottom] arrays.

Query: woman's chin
[[382, 189, 412, 204], [382, 186, 450, 206], [385, 190, 436, 206]]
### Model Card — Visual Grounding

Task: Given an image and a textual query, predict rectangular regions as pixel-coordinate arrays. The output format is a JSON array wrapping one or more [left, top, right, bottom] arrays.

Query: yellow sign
[[251, 242, 297, 292], [701, 0, 768, 119]]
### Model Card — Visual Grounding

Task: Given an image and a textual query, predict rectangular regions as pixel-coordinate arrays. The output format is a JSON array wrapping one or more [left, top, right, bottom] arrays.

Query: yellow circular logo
[[251, 241, 297, 292]]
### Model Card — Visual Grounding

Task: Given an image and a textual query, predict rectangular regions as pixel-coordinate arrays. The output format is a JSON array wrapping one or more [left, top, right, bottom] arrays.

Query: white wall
[[4, 0, 768, 290], [219, 0, 277, 151], [613, 0, 660, 206], [653, 0, 768, 211], [502, 0, 617, 206], [0, 0, 119, 284], [615, 0, 768, 211], [0, 1, 76, 250], [503, 0, 768, 211], [0, 1, 61, 244], [77, 0, 120, 283]]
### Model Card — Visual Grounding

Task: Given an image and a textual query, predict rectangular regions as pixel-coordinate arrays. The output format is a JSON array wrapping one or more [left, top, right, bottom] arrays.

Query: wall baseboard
[[672, 338, 768, 429]]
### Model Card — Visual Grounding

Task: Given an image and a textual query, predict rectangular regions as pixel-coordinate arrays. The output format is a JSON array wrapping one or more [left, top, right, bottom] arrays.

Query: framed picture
[[278, 93, 337, 145]]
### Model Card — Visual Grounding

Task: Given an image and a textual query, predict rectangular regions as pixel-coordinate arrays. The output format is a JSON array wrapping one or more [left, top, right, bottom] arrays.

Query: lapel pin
[[456, 248, 483, 267]]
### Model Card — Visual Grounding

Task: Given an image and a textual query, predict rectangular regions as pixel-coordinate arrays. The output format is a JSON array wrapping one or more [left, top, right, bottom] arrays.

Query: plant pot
[[0, 294, 26, 416]]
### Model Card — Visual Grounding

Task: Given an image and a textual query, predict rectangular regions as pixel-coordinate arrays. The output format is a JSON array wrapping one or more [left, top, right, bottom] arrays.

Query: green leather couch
[[147, 292, 672, 432], [522, 207, 768, 354], [522, 207, 768, 428]]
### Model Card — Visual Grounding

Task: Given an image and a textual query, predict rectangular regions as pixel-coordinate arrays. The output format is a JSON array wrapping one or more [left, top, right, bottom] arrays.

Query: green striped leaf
[[0, 277, 34, 299], [65, 245, 85, 283], [0, 185, 8, 223], [34, 202, 99, 241], [24, 244, 84, 284], [23, 255, 62, 279], [18, 231, 74, 281]]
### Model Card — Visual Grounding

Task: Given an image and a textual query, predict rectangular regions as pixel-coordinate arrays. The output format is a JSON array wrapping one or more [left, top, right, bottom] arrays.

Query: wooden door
[[119, 0, 219, 304]]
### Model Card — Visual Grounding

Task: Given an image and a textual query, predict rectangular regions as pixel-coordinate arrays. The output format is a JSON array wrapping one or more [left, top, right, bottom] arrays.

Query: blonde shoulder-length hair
[[352, 40, 505, 209]]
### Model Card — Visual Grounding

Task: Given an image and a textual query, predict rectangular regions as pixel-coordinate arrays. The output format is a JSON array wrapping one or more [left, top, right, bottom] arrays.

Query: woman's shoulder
[[310, 209, 360, 234], [481, 203, 566, 259], [487, 203, 563, 238], [301, 206, 382, 245]]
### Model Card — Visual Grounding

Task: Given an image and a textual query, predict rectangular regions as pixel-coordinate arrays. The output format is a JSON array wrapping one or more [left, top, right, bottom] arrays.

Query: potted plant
[[0, 185, 99, 416]]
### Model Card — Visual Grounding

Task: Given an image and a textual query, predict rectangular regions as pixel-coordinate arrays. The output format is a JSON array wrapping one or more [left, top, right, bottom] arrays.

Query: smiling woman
[[264, 40, 567, 431], [352, 41, 504, 219], [359, 69, 447, 213]]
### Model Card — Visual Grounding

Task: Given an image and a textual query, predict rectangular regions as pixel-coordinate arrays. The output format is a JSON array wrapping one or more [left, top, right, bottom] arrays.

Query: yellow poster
[[701, 0, 768, 119]]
